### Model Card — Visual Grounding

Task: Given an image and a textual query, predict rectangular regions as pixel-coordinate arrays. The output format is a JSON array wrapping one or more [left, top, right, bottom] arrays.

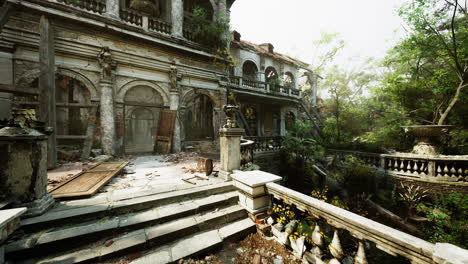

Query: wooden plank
[[154, 109, 176, 154], [39, 15, 57, 169], [0, 84, 39, 95], [49, 161, 128, 199]]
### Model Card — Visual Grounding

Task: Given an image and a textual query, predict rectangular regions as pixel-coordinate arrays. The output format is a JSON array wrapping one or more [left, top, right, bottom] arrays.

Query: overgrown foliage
[[416, 191, 468, 248], [188, 7, 230, 49]]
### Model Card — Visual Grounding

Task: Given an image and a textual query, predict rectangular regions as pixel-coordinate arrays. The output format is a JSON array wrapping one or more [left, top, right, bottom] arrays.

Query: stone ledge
[[231, 170, 282, 188]]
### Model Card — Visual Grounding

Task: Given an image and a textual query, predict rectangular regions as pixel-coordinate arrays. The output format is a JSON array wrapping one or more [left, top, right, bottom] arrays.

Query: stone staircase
[[4, 182, 255, 264]]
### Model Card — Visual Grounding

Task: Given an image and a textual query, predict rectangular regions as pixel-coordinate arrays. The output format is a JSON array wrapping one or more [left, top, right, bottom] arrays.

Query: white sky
[[230, 0, 407, 69]]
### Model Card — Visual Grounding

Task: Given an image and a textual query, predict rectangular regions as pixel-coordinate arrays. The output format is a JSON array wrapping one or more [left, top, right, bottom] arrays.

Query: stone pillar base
[[231, 170, 282, 214], [219, 127, 244, 181], [19, 193, 54, 217]]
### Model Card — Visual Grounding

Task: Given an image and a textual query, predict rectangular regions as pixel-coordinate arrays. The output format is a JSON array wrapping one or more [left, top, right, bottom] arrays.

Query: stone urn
[[401, 125, 454, 155]]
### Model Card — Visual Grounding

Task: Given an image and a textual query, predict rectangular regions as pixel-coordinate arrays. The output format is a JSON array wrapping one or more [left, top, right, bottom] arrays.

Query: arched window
[[265, 66, 278, 83], [242, 61, 258, 80], [283, 72, 295, 88]]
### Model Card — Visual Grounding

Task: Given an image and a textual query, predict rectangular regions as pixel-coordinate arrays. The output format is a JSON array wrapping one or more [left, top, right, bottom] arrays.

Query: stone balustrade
[[244, 136, 282, 152], [330, 149, 468, 183], [265, 182, 468, 264], [56, 0, 106, 14], [229, 170, 468, 263], [221, 76, 301, 99], [240, 138, 254, 166]]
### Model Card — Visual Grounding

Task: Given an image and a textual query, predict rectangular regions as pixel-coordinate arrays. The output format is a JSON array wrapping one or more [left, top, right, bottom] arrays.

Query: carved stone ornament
[[222, 104, 239, 128], [97, 47, 117, 81], [169, 66, 183, 91]]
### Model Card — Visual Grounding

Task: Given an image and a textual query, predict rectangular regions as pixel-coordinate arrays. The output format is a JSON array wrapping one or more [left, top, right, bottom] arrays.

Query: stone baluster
[[142, 16, 149, 31], [354, 241, 368, 264], [328, 230, 345, 261]]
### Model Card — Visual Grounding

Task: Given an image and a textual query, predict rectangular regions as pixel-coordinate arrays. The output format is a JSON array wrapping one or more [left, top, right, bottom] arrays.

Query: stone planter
[[401, 125, 454, 155]]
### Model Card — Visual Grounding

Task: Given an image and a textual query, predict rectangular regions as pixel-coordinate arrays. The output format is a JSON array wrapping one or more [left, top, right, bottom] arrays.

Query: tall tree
[[388, 0, 468, 125]]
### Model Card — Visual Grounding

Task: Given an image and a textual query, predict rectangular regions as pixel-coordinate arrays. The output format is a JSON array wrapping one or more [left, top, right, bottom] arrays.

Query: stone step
[[20, 182, 235, 231], [131, 218, 256, 264], [12, 205, 252, 264], [6, 191, 240, 255]]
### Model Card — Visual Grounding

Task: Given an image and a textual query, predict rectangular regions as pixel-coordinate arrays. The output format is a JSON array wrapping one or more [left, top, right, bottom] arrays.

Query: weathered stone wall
[[3, 10, 227, 154]]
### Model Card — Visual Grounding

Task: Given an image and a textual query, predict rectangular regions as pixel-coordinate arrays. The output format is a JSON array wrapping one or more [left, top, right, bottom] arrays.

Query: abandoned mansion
[[0, 0, 319, 160]]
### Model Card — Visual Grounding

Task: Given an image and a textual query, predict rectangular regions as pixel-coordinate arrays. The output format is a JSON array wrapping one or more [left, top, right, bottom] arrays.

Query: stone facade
[[0, 0, 313, 156]]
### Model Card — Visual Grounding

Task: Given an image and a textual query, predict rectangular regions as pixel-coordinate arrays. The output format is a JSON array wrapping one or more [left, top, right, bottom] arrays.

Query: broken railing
[[240, 138, 254, 166], [265, 182, 467, 263], [244, 136, 282, 152], [56, 0, 106, 14], [330, 149, 468, 183]]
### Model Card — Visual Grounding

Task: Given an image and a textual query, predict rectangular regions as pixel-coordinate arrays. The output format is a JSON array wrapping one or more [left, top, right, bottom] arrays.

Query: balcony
[[221, 76, 302, 99], [21, 0, 215, 49]]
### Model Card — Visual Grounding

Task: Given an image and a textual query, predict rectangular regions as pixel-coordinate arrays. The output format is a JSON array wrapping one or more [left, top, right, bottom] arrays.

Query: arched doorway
[[124, 86, 164, 153], [285, 111, 296, 131], [184, 94, 214, 141]]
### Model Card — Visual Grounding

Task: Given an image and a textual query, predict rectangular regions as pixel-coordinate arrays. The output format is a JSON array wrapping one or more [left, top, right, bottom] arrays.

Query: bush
[[334, 156, 379, 196], [416, 191, 468, 248]]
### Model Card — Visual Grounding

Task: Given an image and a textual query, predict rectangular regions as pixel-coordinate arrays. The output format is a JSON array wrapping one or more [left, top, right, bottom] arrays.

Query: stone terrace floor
[[47, 152, 224, 202]]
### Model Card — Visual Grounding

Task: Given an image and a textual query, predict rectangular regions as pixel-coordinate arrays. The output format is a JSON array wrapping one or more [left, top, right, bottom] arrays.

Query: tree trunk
[[438, 79, 466, 125]]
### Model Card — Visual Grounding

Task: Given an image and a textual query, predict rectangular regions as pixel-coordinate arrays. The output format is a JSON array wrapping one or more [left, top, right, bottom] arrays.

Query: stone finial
[[222, 104, 239, 128], [97, 47, 116, 81]]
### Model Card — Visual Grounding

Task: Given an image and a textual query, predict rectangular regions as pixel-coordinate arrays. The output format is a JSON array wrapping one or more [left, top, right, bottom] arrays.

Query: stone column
[[171, 0, 184, 38], [99, 80, 116, 155], [231, 170, 282, 214], [279, 107, 286, 136], [219, 127, 244, 180], [105, 0, 119, 19], [0, 126, 55, 216], [170, 90, 181, 152]]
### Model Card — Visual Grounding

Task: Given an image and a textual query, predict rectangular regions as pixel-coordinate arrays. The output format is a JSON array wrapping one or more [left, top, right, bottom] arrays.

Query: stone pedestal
[[0, 93, 12, 121], [231, 170, 282, 214], [99, 80, 116, 155], [0, 127, 54, 216], [219, 127, 244, 180], [0, 208, 27, 263]]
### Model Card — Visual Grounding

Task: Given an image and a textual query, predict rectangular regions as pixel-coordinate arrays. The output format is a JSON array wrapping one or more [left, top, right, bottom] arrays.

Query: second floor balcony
[[221, 75, 302, 99], [24, 0, 230, 50]]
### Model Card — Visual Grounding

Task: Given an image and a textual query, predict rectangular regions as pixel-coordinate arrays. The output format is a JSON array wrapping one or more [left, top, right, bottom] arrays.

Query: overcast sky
[[230, 0, 407, 69]]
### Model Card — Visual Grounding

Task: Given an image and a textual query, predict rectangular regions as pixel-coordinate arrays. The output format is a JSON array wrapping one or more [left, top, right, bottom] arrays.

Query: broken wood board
[[48, 161, 128, 199]]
